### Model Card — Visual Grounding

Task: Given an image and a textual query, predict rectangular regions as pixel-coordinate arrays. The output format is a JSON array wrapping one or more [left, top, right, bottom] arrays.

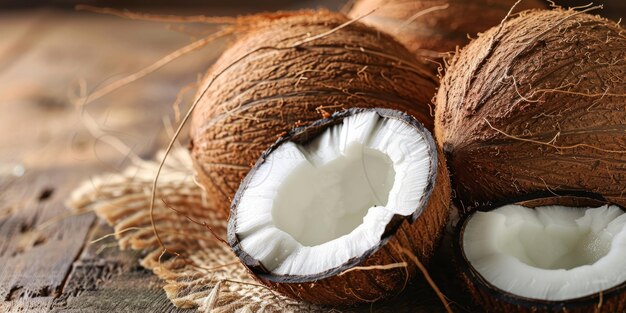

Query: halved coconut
[[228, 108, 450, 305], [457, 193, 626, 312]]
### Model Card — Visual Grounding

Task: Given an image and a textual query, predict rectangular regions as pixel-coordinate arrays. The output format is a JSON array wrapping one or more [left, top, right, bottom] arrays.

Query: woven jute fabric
[[68, 148, 324, 312]]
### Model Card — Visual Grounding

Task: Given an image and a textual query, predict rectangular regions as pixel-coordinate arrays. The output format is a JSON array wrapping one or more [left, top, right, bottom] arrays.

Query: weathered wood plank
[[0, 163, 102, 295], [0, 296, 54, 313], [51, 221, 193, 312]]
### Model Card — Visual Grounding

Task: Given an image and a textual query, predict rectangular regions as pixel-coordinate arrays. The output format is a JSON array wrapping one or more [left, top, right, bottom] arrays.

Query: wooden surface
[[0, 7, 230, 313]]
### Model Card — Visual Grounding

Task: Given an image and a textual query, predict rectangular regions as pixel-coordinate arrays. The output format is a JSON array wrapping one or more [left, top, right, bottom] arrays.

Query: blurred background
[[0, 0, 624, 13]]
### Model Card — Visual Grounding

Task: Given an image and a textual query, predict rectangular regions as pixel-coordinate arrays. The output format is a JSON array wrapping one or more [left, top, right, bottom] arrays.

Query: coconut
[[347, 0, 545, 63], [435, 9, 626, 211], [190, 10, 438, 216], [228, 108, 450, 305], [456, 193, 626, 312]]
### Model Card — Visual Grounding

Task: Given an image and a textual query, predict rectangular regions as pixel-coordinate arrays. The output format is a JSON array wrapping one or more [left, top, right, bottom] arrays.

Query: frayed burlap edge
[[67, 148, 324, 312]]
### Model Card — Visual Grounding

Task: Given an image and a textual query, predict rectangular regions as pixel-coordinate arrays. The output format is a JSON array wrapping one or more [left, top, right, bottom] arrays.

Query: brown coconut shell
[[347, 0, 545, 63], [435, 9, 626, 212], [190, 10, 438, 216], [455, 191, 626, 312], [229, 108, 451, 306]]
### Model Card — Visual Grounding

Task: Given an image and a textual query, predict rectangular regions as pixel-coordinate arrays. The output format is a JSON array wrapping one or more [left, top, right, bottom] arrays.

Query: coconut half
[[229, 108, 450, 305], [457, 194, 626, 312]]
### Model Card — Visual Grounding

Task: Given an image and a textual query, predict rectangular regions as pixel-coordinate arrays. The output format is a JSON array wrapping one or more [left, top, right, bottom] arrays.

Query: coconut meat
[[463, 204, 626, 300], [234, 111, 433, 277]]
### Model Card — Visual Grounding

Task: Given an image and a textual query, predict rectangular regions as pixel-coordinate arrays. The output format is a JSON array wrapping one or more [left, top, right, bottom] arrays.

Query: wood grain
[[50, 221, 192, 312]]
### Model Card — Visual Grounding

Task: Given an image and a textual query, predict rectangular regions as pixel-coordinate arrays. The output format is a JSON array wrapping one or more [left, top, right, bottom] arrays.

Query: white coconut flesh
[[234, 111, 433, 277], [463, 204, 626, 301]]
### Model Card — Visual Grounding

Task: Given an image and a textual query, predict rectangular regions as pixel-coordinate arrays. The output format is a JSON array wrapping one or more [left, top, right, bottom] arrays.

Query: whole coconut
[[435, 8, 626, 210], [348, 0, 545, 63], [190, 10, 439, 216]]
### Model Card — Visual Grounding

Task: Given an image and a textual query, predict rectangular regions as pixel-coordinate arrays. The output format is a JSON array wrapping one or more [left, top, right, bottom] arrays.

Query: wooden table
[[0, 4, 321, 311]]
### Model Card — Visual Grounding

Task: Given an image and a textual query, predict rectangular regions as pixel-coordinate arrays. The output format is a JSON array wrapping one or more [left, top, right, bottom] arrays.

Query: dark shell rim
[[455, 190, 626, 309], [228, 107, 440, 283]]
